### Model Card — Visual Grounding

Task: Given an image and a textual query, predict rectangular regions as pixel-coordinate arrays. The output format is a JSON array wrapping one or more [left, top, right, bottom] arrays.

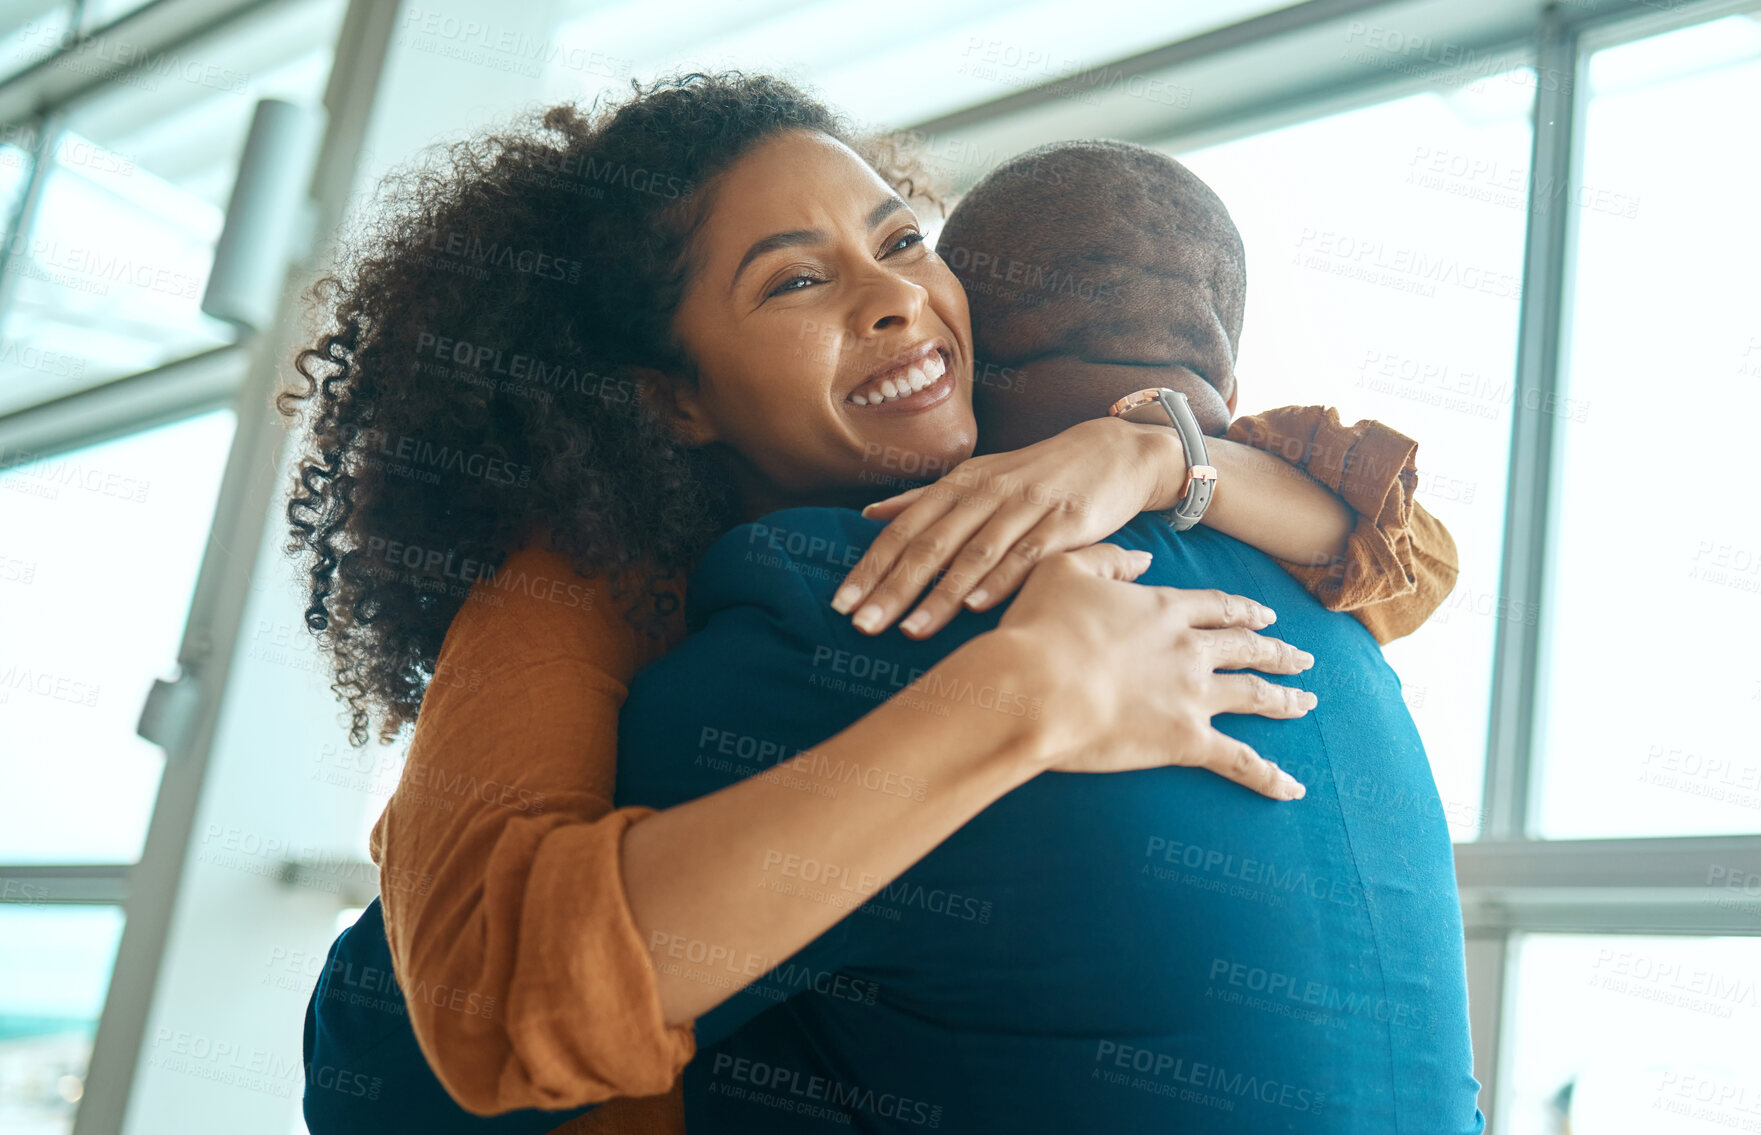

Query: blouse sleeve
[[1222, 405, 1460, 644], [367, 543, 694, 1118]]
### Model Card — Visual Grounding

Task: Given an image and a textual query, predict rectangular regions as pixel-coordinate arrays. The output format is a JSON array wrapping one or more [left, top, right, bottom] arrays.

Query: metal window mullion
[[0, 344, 247, 463], [67, 1, 402, 1131], [1482, 8, 1583, 843], [0, 0, 278, 129], [0, 110, 62, 324], [907, 0, 1398, 137], [1464, 931, 1510, 1130], [0, 863, 131, 905]]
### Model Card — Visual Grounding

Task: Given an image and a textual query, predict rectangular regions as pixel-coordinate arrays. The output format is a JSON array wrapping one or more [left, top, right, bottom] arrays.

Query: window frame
[[0, 1, 397, 1132]]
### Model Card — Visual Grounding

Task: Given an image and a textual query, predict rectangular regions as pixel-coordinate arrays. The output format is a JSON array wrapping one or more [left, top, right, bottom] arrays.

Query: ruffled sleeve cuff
[[1223, 405, 1458, 643]]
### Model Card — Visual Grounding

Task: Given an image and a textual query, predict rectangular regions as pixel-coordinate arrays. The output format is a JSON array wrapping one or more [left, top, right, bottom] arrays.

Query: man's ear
[[632, 366, 719, 448]]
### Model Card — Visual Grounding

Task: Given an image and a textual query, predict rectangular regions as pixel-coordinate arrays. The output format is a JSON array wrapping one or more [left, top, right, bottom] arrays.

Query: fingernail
[[1298, 651, 1315, 669], [860, 503, 878, 517], [1261, 605, 1276, 624], [832, 584, 863, 614], [964, 588, 989, 610], [901, 610, 931, 636], [1279, 771, 1306, 800], [1302, 691, 1318, 710], [853, 604, 885, 633]]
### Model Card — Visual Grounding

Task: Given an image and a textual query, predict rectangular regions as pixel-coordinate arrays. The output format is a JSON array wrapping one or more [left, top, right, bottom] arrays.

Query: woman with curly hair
[[287, 72, 1454, 1133]]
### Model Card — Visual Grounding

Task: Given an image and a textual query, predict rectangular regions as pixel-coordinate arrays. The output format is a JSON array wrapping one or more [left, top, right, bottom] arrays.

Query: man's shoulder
[[686, 508, 1290, 626], [685, 507, 1366, 652], [688, 506, 882, 624]]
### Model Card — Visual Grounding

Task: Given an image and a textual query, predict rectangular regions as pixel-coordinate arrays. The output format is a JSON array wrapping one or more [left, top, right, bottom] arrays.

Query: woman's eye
[[768, 273, 821, 298], [763, 233, 921, 299]]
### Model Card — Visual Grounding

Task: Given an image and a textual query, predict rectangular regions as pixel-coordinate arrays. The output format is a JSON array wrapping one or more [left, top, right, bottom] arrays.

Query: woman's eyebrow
[[730, 228, 820, 293], [866, 195, 907, 230], [728, 196, 909, 294]]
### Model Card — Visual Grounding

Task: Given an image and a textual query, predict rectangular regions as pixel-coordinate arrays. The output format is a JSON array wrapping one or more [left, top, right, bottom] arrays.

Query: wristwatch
[[1107, 387, 1216, 532]]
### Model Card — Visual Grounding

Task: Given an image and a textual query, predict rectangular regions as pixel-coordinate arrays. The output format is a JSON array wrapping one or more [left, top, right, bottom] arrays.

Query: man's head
[[936, 140, 1246, 448]]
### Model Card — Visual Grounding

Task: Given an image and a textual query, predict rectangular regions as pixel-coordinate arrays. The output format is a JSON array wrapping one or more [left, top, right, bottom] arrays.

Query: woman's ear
[[632, 366, 719, 448]]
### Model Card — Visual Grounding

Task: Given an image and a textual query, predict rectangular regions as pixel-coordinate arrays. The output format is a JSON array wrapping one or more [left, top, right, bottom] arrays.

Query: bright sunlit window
[[1500, 933, 1761, 1134], [1533, 16, 1761, 839], [0, 410, 235, 863], [1176, 68, 1537, 840]]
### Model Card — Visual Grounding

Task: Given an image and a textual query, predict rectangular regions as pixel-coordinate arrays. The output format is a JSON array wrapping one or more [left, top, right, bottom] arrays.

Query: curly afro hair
[[280, 71, 945, 745]]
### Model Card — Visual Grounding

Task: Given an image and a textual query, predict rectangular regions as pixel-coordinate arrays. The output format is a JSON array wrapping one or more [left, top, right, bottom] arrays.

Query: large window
[[0, 907, 124, 1135], [0, 412, 235, 864], [1143, 5, 1760, 1129], [0, 2, 352, 1133], [1176, 68, 1536, 842], [1534, 15, 1761, 840], [1501, 934, 1761, 1134]]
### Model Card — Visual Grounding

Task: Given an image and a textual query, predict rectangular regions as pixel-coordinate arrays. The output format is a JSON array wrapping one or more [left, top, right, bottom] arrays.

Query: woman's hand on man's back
[[996, 543, 1314, 801]]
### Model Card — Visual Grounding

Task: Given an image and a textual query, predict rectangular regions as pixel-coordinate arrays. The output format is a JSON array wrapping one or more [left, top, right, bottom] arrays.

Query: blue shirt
[[614, 507, 1483, 1134], [300, 507, 1483, 1134]]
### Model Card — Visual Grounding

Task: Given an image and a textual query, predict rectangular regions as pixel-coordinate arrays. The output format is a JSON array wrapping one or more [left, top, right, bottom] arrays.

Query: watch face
[[1111, 387, 1180, 425]]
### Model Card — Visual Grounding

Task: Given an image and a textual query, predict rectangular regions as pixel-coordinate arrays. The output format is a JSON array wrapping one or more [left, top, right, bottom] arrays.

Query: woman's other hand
[[996, 543, 1315, 801], [832, 416, 1182, 638]]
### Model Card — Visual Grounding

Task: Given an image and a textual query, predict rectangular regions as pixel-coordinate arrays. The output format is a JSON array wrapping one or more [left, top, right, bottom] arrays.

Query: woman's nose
[[850, 266, 928, 335]]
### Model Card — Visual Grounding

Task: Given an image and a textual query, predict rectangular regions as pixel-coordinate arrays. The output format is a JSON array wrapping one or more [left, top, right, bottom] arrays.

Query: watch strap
[[1107, 387, 1216, 531]]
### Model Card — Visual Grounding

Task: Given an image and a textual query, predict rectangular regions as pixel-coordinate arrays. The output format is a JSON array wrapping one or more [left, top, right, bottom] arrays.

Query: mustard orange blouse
[[366, 405, 1459, 1134]]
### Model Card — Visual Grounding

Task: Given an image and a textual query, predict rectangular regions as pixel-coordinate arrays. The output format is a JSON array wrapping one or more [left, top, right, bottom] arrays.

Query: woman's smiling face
[[665, 129, 977, 515]]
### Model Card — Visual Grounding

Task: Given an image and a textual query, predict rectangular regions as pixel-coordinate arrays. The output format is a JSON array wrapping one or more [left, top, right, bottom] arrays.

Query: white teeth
[[848, 350, 947, 405]]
